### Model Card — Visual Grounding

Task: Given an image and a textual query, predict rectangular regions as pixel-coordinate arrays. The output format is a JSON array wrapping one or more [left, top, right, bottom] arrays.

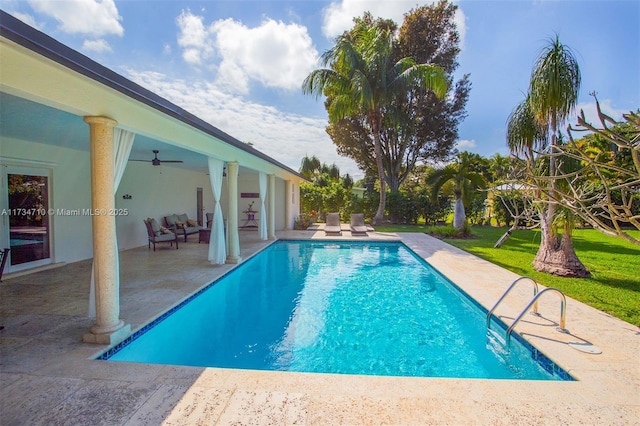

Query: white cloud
[[27, 0, 123, 37], [571, 98, 628, 128], [175, 11, 320, 94], [176, 10, 213, 65], [456, 139, 476, 150], [82, 38, 112, 53], [322, 0, 466, 44], [124, 69, 362, 179], [212, 18, 319, 93]]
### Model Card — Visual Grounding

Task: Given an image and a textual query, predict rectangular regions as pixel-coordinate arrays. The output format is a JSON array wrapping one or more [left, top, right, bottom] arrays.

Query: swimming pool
[[99, 241, 572, 380]]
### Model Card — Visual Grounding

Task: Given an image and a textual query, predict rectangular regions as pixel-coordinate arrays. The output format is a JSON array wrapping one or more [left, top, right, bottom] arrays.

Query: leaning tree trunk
[[533, 214, 590, 278], [452, 197, 466, 230], [371, 115, 386, 226]]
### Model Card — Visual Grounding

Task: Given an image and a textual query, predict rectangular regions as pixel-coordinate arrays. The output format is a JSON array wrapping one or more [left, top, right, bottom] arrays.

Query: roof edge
[[0, 10, 305, 180]]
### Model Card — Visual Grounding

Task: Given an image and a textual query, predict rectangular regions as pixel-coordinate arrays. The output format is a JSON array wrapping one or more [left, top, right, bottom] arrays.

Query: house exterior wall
[[1, 137, 93, 264], [235, 172, 290, 232], [1, 135, 297, 267], [275, 179, 286, 231], [114, 163, 214, 251]]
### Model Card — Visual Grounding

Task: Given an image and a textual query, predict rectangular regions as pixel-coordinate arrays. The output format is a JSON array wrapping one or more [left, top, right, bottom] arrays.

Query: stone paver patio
[[1, 229, 638, 425]]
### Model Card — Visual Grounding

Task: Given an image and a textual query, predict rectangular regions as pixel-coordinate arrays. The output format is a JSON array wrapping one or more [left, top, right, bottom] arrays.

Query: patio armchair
[[206, 212, 213, 229], [144, 218, 178, 251], [350, 213, 368, 236], [324, 212, 342, 236], [164, 213, 202, 242]]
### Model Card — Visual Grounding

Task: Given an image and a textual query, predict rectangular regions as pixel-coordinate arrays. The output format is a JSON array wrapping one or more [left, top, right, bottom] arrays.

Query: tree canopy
[[327, 2, 469, 194], [302, 13, 448, 224]]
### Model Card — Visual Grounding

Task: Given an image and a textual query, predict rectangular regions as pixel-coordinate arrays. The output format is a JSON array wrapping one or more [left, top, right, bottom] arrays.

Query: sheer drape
[[258, 172, 268, 240], [89, 128, 135, 317], [208, 157, 226, 264]]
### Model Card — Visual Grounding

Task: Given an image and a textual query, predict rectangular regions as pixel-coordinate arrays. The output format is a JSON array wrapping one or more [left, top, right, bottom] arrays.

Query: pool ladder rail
[[487, 276, 569, 347]]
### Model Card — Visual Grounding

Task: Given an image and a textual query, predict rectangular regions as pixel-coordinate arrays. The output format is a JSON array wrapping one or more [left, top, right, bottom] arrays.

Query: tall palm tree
[[427, 152, 486, 229], [529, 35, 587, 276], [507, 36, 588, 277], [302, 23, 447, 225]]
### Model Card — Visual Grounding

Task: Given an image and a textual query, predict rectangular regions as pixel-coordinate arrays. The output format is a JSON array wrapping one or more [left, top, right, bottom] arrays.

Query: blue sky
[[4, 0, 639, 180]]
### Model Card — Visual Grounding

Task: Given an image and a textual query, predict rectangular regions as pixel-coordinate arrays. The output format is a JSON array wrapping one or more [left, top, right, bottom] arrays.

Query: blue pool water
[[101, 241, 572, 380]]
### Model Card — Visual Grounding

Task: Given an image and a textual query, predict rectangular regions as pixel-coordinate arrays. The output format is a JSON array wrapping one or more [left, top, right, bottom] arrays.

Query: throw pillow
[[175, 220, 185, 229], [160, 226, 172, 234], [186, 219, 197, 227]]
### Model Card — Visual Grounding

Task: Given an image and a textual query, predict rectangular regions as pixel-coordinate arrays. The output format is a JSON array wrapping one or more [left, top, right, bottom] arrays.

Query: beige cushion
[[175, 220, 185, 229], [187, 219, 197, 227], [159, 226, 172, 235]]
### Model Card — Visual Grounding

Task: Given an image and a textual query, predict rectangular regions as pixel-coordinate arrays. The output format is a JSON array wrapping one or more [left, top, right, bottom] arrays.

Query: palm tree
[[427, 152, 486, 229], [529, 35, 588, 277], [300, 155, 322, 180], [506, 97, 548, 166], [507, 36, 588, 277], [302, 23, 447, 225]]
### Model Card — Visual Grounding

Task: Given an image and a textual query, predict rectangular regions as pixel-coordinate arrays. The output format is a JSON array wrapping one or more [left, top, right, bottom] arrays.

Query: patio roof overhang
[[0, 10, 306, 183]]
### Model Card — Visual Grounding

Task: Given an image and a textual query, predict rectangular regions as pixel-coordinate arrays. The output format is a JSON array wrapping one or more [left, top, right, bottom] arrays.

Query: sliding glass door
[[1, 166, 52, 272]]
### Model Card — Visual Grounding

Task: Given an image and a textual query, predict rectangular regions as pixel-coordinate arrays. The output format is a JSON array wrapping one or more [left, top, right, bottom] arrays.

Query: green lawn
[[375, 224, 640, 326]]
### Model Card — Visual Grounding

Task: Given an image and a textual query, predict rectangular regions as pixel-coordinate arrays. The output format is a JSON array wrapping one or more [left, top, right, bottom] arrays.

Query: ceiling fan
[[129, 150, 183, 166]]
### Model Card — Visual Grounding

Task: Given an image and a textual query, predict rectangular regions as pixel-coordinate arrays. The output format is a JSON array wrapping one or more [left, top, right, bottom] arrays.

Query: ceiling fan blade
[[128, 159, 150, 162], [160, 160, 184, 163]]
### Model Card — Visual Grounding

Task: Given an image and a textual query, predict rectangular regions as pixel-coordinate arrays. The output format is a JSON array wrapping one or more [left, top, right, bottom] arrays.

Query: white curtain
[[89, 128, 135, 318], [208, 157, 226, 264], [258, 172, 268, 240]]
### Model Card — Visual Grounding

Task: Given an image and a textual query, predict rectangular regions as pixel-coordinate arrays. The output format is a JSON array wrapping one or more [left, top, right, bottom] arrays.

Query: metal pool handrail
[[487, 276, 539, 329], [506, 287, 568, 346]]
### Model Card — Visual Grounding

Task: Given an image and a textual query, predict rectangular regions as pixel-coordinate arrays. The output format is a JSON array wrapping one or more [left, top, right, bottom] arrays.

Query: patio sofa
[[164, 213, 202, 242]]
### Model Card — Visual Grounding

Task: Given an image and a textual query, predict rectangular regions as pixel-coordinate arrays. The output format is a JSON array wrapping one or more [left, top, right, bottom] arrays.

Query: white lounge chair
[[324, 212, 342, 236], [350, 213, 368, 236]]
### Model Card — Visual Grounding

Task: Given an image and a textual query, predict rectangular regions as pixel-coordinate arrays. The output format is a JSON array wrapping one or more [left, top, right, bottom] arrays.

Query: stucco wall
[[236, 172, 288, 232], [0, 137, 93, 265], [115, 162, 215, 251], [1, 136, 295, 268]]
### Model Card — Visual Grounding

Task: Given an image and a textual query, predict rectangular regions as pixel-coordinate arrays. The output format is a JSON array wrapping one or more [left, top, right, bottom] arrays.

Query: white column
[[226, 161, 242, 264], [285, 179, 292, 230], [82, 116, 130, 344], [268, 174, 276, 240]]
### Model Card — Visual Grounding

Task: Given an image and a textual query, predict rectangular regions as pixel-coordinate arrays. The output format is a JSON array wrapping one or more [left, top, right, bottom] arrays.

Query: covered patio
[[1, 12, 305, 344]]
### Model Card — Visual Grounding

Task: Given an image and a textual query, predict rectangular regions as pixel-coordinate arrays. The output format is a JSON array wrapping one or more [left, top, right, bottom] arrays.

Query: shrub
[[293, 214, 315, 230], [428, 223, 473, 239], [386, 191, 419, 224], [419, 194, 452, 225]]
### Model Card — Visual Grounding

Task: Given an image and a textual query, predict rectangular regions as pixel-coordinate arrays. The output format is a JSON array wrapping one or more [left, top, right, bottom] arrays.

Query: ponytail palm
[[302, 24, 447, 225], [505, 35, 588, 277], [506, 97, 548, 166]]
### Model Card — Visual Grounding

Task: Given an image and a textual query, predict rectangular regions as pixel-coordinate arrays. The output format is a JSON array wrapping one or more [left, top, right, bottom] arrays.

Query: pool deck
[[1, 229, 638, 425]]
